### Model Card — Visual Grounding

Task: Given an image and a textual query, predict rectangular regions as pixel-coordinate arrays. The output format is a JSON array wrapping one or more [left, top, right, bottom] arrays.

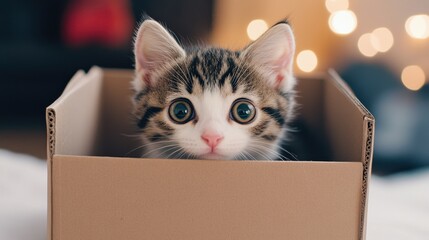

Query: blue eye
[[231, 99, 256, 124], [169, 98, 194, 124]]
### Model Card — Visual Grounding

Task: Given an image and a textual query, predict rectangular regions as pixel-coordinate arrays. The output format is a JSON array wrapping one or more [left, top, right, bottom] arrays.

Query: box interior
[[49, 68, 367, 162]]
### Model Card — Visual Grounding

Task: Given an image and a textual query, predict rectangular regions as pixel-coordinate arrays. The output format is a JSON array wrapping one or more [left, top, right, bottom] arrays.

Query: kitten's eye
[[168, 98, 194, 124], [230, 99, 256, 124]]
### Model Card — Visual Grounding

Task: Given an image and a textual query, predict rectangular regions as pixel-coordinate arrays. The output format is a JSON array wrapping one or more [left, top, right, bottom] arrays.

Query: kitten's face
[[133, 20, 296, 160]]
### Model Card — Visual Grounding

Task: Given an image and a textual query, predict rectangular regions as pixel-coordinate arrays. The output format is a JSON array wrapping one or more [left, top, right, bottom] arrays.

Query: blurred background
[[0, 0, 428, 175], [1, 1, 429, 239]]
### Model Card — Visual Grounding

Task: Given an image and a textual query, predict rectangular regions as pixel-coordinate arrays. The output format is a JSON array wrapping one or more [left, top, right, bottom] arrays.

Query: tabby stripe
[[262, 107, 285, 126], [138, 107, 163, 129], [134, 90, 147, 102], [170, 64, 194, 94], [203, 51, 222, 85], [252, 120, 269, 136], [168, 79, 179, 92], [190, 57, 205, 89], [219, 57, 235, 87], [185, 77, 193, 94], [155, 120, 173, 131], [148, 134, 166, 141], [261, 134, 277, 141], [230, 74, 238, 93]]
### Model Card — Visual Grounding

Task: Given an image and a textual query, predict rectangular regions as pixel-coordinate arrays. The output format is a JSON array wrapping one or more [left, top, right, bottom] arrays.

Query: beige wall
[[211, 0, 429, 80], [342, 0, 429, 77], [211, 0, 340, 73]]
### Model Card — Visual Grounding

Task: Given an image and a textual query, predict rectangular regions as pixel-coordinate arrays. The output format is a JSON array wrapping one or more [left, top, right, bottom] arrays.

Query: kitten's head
[[132, 19, 296, 160]]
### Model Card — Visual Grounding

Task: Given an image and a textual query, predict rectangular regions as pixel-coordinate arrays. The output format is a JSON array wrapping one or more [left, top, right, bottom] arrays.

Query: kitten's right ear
[[134, 19, 185, 88], [241, 21, 296, 92]]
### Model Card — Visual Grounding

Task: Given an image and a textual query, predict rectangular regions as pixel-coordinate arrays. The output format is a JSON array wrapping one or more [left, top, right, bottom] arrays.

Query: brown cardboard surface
[[325, 70, 374, 163], [325, 70, 375, 239], [47, 67, 374, 240], [324, 74, 363, 162], [53, 155, 362, 240]]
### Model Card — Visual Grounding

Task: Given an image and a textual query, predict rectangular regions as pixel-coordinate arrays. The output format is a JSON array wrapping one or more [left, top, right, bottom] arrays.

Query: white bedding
[[1, 149, 428, 239], [0, 150, 47, 240]]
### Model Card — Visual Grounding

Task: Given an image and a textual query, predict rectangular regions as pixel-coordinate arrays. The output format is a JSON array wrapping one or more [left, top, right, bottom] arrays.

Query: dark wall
[[0, 0, 214, 126]]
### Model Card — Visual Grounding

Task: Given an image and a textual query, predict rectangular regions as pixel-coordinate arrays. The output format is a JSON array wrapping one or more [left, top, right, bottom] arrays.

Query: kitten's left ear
[[241, 21, 296, 92]]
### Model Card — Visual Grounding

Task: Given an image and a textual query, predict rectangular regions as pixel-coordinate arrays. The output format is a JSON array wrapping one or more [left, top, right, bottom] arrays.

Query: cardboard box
[[46, 67, 374, 240]]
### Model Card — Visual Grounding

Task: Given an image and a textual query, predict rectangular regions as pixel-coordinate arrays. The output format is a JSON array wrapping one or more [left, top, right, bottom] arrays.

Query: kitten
[[132, 19, 297, 160]]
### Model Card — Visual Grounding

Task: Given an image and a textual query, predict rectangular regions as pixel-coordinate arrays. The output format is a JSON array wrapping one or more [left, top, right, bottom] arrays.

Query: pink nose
[[201, 132, 224, 148]]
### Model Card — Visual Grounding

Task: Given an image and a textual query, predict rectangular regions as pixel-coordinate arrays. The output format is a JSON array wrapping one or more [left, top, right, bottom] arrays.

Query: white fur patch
[[172, 89, 257, 159]]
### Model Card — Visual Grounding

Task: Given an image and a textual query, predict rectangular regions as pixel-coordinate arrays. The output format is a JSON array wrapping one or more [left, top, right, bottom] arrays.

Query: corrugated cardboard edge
[[46, 67, 103, 240], [327, 69, 375, 240], [47, 70, 86, 161], [46, 108, 56, 240], [360, 117, 374, 240]]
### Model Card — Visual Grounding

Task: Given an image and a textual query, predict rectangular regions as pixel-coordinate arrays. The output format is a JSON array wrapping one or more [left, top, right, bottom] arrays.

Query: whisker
[[156, 146, 181, 159], [251, 139, 298, 160], [121, 133, 144, 138], [246, 146, 275, 160], [241, 150, 257, 161], [176, 148, 190, 159], [247, 140, 290, 161], [165, 146, 185, 159], [126, 140, 179, 156], [142, 143, 179, 158], [252, 144, 287, 160]]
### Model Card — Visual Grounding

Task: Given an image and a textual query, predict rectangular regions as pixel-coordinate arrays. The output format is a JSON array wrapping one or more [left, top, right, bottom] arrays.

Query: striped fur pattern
[[132, 19, 297, 160]]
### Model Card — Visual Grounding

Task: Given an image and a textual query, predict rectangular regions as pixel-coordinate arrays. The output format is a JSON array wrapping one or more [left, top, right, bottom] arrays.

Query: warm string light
[[358, 33, 377, 57], [401, 65, 426, 91], [371, 28, 394, 53], [247, 19, 268, 41], [323, 2, 429, 92], [405, 15, 429, 39], [325, 0, 356, 35], [401, 15, 429, 91], [297, 50, 318, 73], [328, 10, 357, 35], [358, 27, 394, 57], [325, 0, 349, 13]]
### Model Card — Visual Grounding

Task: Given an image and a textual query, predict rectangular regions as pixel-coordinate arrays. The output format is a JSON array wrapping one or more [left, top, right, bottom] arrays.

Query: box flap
[[46, 70, 85, 161], [326, 69, 375, 240], [46, 66, 106, 240], [327, 69, 373, 119], [46, 67, 105, 160]]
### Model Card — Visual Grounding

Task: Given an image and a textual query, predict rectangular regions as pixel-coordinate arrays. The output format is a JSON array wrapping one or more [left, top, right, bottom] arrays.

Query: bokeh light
[[325, 0, 349, 13], [401, 65, 426, 91], [371, 27, 394, 52], [247, 19, 268, 41], [329, 10, 357, 35], [405, 15, 429, 39], [358, 33, 378, 57], [297, 50, 318, 72]]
